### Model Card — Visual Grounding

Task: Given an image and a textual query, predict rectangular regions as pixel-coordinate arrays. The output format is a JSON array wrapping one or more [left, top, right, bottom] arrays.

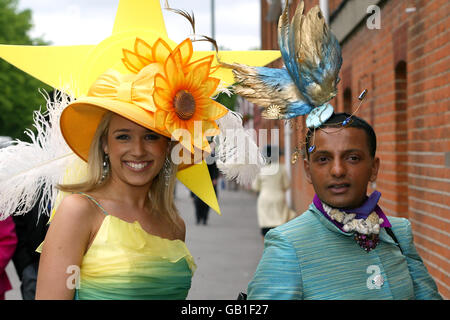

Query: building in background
[[242, 0, 449, 298]]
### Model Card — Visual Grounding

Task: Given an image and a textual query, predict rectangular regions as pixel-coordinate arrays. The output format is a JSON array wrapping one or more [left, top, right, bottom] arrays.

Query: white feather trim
[[214, 111, 266, 185], [0, 90, 77, 220], [213, 81, 235, 98]]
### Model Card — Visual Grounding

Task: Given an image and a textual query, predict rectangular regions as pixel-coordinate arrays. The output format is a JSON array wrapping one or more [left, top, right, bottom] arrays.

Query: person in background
[[252, 145, 295, 240], [0, 216, 18, 300], [191, 141, 220, 225], [12, 190, 49, 300]]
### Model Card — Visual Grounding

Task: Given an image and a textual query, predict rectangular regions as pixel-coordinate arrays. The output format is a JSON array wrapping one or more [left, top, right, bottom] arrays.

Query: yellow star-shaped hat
[[0, 0, 281, 214]]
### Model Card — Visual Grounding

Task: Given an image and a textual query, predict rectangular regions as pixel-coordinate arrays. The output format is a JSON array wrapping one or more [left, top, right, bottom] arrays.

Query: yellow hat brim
[[60, 97, 170, 162]]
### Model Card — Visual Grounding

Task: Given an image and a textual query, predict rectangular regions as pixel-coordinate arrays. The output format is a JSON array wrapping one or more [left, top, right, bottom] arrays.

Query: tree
[[0, 0, 50, 140]]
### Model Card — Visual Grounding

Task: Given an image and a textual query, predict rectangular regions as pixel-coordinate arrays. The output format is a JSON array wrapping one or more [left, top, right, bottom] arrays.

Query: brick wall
[[258, 0, 449, 298]]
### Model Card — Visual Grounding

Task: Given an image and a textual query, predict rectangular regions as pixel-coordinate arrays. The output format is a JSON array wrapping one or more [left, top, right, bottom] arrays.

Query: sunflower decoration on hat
[[131, 38, 227, 154], [0, 1, 280, 219], [62, 37, 228, 161]]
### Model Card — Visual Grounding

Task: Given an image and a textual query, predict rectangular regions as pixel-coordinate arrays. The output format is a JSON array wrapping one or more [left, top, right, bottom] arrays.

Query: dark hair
[[305, 113, 377, 158]]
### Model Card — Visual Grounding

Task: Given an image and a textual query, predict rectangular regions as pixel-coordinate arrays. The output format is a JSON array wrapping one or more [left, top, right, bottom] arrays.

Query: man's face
[[304, 127, 380, 209]]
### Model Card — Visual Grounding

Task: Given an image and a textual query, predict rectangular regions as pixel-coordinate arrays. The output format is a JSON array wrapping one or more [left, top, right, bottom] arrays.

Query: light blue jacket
[[248, 203, 442, 300]]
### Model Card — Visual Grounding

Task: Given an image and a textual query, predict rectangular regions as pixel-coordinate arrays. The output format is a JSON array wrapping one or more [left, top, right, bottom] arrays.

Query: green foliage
[[214, 90, 237, 112], [0, 0, 51, 140]]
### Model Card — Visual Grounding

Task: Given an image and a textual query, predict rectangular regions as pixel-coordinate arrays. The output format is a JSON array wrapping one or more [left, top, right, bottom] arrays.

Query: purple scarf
[[313, 190, 391, 233]]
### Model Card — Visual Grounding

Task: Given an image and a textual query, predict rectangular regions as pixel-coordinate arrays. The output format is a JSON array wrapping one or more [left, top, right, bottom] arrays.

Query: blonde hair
[[58, 111, 182, 231]]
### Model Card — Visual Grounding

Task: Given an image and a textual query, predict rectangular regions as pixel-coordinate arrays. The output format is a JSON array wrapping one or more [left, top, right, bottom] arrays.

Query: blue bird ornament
[[222, 0, 342, 128]]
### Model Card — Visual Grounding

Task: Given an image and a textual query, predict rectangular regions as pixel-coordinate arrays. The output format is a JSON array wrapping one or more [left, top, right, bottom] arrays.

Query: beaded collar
[[313, 191, 391, 252]]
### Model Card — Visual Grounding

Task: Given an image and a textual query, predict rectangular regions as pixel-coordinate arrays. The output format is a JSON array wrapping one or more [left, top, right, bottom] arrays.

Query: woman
[[252, 145, 295, 239], [35, 37, 230, 300]]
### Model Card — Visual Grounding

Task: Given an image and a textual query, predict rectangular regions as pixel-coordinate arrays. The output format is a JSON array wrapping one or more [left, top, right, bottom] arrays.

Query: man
[[247, 113, 442, 300]]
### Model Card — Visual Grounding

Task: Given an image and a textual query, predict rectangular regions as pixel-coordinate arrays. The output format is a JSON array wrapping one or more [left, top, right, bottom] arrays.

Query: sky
[[17, 0, 261, 51]]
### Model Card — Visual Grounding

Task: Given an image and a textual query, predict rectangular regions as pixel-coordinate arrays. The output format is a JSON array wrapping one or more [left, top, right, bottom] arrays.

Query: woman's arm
[[35, 194, 95, 300]]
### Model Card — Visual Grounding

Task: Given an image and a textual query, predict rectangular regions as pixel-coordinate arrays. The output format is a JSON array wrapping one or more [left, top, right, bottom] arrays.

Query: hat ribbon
[[88, 67, 160, 113]]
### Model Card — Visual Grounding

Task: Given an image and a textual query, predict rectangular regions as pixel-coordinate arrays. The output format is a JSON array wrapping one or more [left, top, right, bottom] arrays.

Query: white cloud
[[17, 0, 260, 50]]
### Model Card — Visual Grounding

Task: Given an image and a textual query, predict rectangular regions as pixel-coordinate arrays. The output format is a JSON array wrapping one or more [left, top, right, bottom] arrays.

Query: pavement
[[5, 180, 264, 300]]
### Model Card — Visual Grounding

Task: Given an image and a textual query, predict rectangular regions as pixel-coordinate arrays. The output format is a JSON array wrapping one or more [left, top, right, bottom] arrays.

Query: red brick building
[[250, 0, 449, 298]]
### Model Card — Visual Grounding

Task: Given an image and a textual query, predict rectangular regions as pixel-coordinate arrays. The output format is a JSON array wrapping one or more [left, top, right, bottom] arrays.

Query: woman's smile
[[123, 160, 153, 172]]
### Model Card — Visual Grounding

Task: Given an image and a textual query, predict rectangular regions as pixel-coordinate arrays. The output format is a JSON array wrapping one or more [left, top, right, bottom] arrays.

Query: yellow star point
[[0, 0, 281, 213], [112, 0, 168, 37]]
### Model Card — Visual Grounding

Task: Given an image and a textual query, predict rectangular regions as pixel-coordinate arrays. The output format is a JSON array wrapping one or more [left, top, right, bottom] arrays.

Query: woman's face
[[103, 114, 169, 188]]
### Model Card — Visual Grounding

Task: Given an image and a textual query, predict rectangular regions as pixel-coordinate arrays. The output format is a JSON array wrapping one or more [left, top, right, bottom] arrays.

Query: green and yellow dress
[[74, 194, 196, 300]]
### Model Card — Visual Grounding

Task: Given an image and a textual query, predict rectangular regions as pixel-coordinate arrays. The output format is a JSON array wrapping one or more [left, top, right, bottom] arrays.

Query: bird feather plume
[[221, 0, 342, 120], [220, 62, 312, 119], [164, 0, 219, 53], [288, 2, 342, 106], [214, 111, 266, 185], [0, 90, 77, 220]]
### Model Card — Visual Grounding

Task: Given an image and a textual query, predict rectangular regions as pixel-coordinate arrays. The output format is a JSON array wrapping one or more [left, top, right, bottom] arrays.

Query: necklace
[[321, 202, 385, 252]]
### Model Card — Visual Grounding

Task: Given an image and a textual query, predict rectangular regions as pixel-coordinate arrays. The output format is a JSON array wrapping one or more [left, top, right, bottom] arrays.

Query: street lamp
[[319, 0, 329, 24], [211, 0, 215, 50]]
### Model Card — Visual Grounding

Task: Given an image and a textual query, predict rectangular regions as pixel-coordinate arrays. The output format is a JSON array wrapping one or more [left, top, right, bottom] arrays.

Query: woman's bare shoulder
[[52, 193, 99, 227]]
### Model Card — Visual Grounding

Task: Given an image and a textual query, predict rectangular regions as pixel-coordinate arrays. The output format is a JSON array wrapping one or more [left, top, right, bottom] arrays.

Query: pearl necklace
[[322, 202, 385, 252]]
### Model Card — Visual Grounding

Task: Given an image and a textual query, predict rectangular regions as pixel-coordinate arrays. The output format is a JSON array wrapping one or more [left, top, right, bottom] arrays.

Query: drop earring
[[101, 153, 109, 182], [162, 155, 172, 187]]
